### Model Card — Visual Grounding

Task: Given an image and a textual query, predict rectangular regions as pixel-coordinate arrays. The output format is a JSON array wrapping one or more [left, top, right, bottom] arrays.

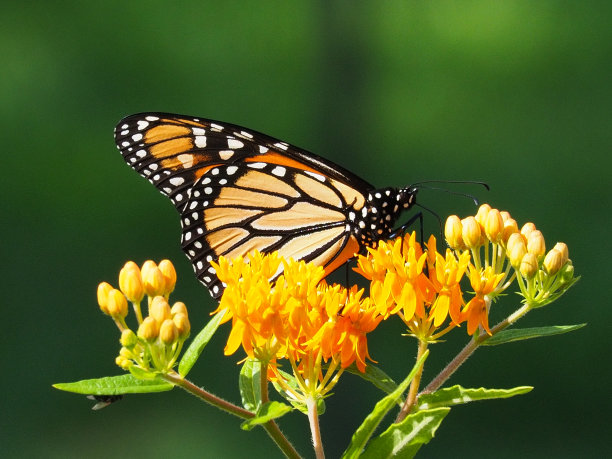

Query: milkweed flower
[[96, 260, 191, 375], [213, 251, 384, 401], [356, 232, 472, 341]]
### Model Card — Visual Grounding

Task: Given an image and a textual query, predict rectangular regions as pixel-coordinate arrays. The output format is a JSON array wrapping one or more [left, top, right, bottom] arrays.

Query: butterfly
[[115, 113, 418, 298]]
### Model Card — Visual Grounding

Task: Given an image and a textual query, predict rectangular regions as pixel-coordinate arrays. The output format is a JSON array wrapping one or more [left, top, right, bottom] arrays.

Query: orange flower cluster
[[212, 251, 384, 393], [355, 232, 498, 339]]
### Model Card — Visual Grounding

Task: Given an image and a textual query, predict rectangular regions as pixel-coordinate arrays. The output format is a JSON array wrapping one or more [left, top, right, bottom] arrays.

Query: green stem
[[421, 303, 531, 395], [306, 395, 325, 459], [395, 339, 428, 423], [162, 372, 252, 418]]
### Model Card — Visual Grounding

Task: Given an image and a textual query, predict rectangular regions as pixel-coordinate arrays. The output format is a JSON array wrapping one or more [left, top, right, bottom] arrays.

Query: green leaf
[[344, 363, 399, 400], [240, 401, 293, 431], [178, 309, 226, 376], [360, 407, 450, 459], [481, 324, 586, 346], [53, 374, 173, 395], [271, 368, 325, 415], [239, 359, 261, 412], [341, 350, 429, 459], [417, 385, 532, 410]]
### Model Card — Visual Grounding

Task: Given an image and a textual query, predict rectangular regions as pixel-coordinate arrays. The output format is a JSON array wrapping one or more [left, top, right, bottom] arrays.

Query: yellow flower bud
[[150, 296, 172, 324], [500, 210, 512, 222], [519, 253, 539, 279], [97, 282, 113, 315], [501, 219, 519, 245], [475, 204, 491, 226], [115, 355, 132, 370], [158, 260, 177, 295], [527, 230, 546, 260], [138, 317, 159, 341], [461, 216, 482, 249], [107, 289, 128, 319], [120, 329, 138, 348], [143, 266, 166, 298], [119, 261, 144, 303], [507, 233, 527, 267], [553, 242, 569, 265], [484, 208, 504, 243], [520, 222, 537, 239], [173, 312, 191, 338], [171, 301, 188, 318], [159, 319, 179, 344], [543, 249, 564, 275], [444, 215, 464, 249]]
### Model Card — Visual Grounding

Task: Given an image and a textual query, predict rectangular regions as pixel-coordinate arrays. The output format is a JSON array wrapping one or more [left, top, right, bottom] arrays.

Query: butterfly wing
[[114, 113, 372, 297]]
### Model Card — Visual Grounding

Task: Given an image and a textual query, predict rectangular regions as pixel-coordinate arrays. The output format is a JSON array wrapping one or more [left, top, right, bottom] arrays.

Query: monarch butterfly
[[115, 113, 418, 298]]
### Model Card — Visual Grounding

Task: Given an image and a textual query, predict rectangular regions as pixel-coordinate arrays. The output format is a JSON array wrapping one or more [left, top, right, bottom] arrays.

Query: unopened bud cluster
[[96, 260, 191, 374], [445, 205, 577, 307]]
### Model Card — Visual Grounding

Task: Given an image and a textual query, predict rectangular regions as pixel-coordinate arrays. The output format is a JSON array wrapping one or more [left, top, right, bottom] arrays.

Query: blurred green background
[[2, 1, 610, 457]]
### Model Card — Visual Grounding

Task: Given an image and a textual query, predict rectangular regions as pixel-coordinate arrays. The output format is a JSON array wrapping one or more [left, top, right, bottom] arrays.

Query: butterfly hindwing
[[181, 162, 362, 297]]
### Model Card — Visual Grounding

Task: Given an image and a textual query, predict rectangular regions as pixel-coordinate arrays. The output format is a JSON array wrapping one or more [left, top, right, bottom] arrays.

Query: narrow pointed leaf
[[417, 385, 532, 410], [239, 359, 261, 412], [341, 350, 429, 459], [482, 324, 585, 346], [360, 407, 450, 459], [240, 401, 293, 431], [178, 309, 226, 376], [53, 374, 173, 395]]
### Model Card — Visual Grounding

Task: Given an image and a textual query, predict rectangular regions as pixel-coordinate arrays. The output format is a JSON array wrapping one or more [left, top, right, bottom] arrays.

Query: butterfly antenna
[[415, 185, 486, 206], [412, 179, 490, 191]]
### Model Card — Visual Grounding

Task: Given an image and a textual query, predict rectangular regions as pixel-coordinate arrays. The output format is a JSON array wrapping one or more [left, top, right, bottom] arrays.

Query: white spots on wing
[[259, 146, 269, 153], [375, 192, 382, 199], [149, 163, 158, 170], [170, 177, 185, 186], [206, 255, 213, 262], [184, 231, 192, 241], [228, 138, 244, 149], [361, 207, 368, 217], [219, 179, 227, 185], [240, 130, 253, 139], [175, 193, 183, 202], [271, 166, 286, 177], [219, 150, 234, 160], [145, 116, 159, 121], [120, 129, 129, 135], [212, 285, 220, 295], [226, 166, 238, 175], [208, 266, 216, 274], [204, 187, 213, 194], [163, 187, 172, 194], [121, 141, 130, 147], [194, 241, 203, 249], [359, 221, 366, 229], [203, 276, 211, 283], [137, 121, 149, 130], [121, 123, 128, 129], [349, 212, 356, 221], [192, 127, 206, 136], [196, 261, 203, 269], [248, 162, 266, 169], [210, 123, 224, 131], [211, 168, 219, 175], [132, 133, 143, 142], [202, 177, 211, 185], [274, 142, 288, 151], [189, 201, 198, 210], [195, 136, 207, 148], [136, 149, 147, 158], [305, 171, 325, 182]]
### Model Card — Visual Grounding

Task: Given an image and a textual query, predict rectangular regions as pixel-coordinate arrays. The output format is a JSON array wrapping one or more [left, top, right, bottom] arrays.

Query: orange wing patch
[[145, 124, 192, 143], [206, 227, 250, 254], [235, 170, 301, 198], [251, 202, 344, 231], [277, 226, 345, 263], [294, 173, 342, 208], [215, 187, 289, 208], [203, 207, 263, 231]]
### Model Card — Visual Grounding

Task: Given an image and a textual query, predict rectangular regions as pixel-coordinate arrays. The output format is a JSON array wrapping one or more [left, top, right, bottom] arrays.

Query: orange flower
[[463, 266, 504, 335]]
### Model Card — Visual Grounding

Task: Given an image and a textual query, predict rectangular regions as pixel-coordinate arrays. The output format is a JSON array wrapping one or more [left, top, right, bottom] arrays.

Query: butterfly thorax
[[351, 186, 418, 244]]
